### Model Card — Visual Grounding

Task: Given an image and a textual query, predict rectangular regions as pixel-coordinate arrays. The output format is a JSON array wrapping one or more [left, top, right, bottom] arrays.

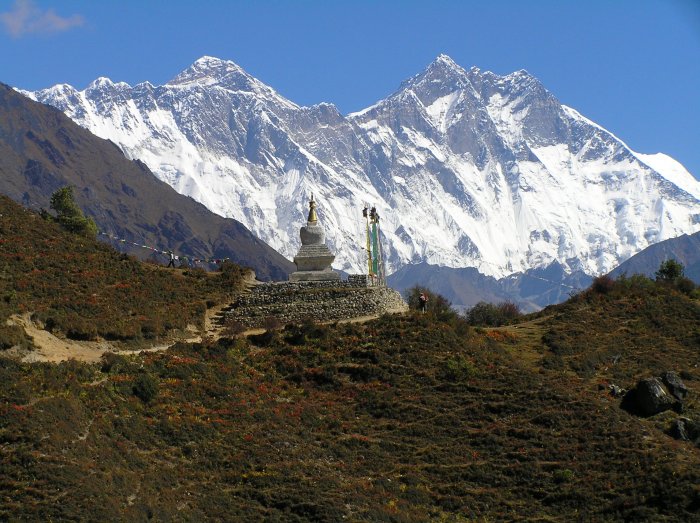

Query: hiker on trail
[[419, 292, 428, 313], [166, 250, 176, 268]]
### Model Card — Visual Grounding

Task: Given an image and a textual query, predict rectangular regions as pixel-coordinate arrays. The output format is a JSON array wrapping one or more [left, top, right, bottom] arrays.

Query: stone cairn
[[220, 196, 407, 329]]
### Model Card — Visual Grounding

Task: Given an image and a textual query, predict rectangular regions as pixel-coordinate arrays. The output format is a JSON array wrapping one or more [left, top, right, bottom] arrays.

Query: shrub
[[405, 285, 456, 320], [221, 318, 246, 338], [617, 273, 654, 292], [655, 259, 685, 282], [0, 324, 28, 350], [442, 355, 477, 382], [553, 469, 574, 484], [466, 301, 522, 327], [590, 274, 615, 294], [675, 277, 696, 295], [132, 372, 158, 403]]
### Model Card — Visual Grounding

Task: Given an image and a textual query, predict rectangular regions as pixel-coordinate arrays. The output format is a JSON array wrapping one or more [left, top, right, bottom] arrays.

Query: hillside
[[0, 195, 247, 352], [1, 229, 699, 521], [0, 83, 294, 281], [609, 231, 700, 284]]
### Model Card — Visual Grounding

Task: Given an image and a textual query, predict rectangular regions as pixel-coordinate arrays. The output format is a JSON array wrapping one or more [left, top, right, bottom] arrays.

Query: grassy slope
[[2, 275, 700, 521], [0, 195, 246, 346], [0, 83, 294, 281]]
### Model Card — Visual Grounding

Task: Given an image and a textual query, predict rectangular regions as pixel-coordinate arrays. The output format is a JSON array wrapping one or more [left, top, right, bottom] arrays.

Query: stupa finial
[[307, 194, 318, 224]]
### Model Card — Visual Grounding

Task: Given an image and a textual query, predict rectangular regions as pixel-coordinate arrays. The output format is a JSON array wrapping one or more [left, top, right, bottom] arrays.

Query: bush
[[466, 301, 522, 327], [222, 318, 246, 338], [675, 277, 696, 295], [442, 355, 477, 382], [0, 324, 29, 350], [590, 274, 615, 294], [405, 285, 456, 320], [655, 259, 685, 282], [132, 372, 158, 403]]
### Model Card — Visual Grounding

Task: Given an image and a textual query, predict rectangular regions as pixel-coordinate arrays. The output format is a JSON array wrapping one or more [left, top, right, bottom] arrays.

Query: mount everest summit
[[25, 54, 700, 280]]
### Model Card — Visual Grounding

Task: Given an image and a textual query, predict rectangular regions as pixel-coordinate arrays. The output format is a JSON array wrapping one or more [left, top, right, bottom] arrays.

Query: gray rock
[[669, 418, 700, 446], [621, 377, 678, 417], [669, 418, 690, 441], [660, 371, 688, 401]]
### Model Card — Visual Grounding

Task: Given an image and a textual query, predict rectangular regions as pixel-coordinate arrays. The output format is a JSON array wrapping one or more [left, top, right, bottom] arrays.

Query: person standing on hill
[[166, 250, 176, 268], [419, 292, 428, 313]]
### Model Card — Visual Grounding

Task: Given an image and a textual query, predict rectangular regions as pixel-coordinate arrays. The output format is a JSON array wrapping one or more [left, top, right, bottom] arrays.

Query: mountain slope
[[609, 231, 700, 283], [0, 194, 249, 345], [26, 55, 700, 279], [387, 261, 592, 311], [2, 275, 699, 520], [0, 83, 294, 280]]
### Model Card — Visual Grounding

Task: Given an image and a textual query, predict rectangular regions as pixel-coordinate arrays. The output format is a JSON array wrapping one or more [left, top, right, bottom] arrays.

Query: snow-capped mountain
[[24, 54, 700, 278]]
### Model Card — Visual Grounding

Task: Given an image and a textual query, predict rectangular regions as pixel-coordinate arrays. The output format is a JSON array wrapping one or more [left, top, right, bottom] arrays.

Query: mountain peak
[[396, 54, 469, 95], [167, 55, 249, 88], [193, 55, 231, 67], [424, 54, 465, 76], [87, 76, 115, 89], [433, 53, 459, 67]]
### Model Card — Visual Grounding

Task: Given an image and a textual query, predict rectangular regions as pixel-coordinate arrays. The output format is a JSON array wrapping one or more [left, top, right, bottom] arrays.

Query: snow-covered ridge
[[26, 55, 700, 278]]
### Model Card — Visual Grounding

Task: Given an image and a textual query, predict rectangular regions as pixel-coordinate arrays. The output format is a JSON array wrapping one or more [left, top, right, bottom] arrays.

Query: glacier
[[23, 54, 700, 279]]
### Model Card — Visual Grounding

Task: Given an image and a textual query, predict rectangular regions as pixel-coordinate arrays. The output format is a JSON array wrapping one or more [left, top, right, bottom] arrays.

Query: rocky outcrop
[[621, 372, 689, 417], [660, 371, 688, 401], [669, 418, 700, 445]]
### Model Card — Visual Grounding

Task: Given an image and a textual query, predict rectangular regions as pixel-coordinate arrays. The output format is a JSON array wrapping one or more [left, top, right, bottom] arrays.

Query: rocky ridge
[[25, 55, 700, 280]]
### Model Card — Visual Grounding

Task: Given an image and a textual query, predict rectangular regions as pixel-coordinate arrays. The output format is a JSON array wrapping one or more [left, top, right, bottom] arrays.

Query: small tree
[[49, 186, 98, 238], [655, 259, 684, 283]]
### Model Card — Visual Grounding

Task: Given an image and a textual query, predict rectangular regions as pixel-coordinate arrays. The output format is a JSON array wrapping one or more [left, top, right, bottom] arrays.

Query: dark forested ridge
[[0, 83, 293, 280]]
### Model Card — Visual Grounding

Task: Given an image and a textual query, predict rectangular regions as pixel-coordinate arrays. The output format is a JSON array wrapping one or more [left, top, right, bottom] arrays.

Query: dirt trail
[[7, 285, 405, 363], [6, 313, 203, 364]]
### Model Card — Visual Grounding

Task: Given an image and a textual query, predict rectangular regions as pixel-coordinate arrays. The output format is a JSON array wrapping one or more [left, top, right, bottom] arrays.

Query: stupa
[[289, 195, 340, 282]]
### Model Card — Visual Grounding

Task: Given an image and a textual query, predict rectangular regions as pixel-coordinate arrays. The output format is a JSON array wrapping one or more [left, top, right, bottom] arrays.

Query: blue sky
[[2, 0, 699, 177]]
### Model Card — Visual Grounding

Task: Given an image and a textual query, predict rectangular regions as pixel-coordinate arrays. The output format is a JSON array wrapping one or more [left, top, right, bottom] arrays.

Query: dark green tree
[[49, 186, 98, 238], [655, 259, 685, 282]]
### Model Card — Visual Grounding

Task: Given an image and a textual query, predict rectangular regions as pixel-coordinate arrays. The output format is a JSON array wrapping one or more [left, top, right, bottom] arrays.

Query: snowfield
[[25, 54, 700, 278]]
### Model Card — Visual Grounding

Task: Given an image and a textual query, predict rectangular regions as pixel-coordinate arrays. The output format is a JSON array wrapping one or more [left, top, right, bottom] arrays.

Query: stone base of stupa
[[289, 268, 341, 282]]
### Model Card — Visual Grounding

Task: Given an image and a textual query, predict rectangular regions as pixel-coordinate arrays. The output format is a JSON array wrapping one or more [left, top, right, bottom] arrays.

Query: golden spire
[[307, 194, 318, 224]]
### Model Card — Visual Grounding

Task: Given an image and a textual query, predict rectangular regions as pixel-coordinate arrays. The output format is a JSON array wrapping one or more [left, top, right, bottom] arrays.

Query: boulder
[[660, 371, 688, 401], [669, 418, 700, 445], [669, 418, 690, 441], [621, 377, 678, 417]]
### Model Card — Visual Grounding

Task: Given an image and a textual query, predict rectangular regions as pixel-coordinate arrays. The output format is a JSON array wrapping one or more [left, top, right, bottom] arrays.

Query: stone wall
[[221, 279, 407, 329]]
